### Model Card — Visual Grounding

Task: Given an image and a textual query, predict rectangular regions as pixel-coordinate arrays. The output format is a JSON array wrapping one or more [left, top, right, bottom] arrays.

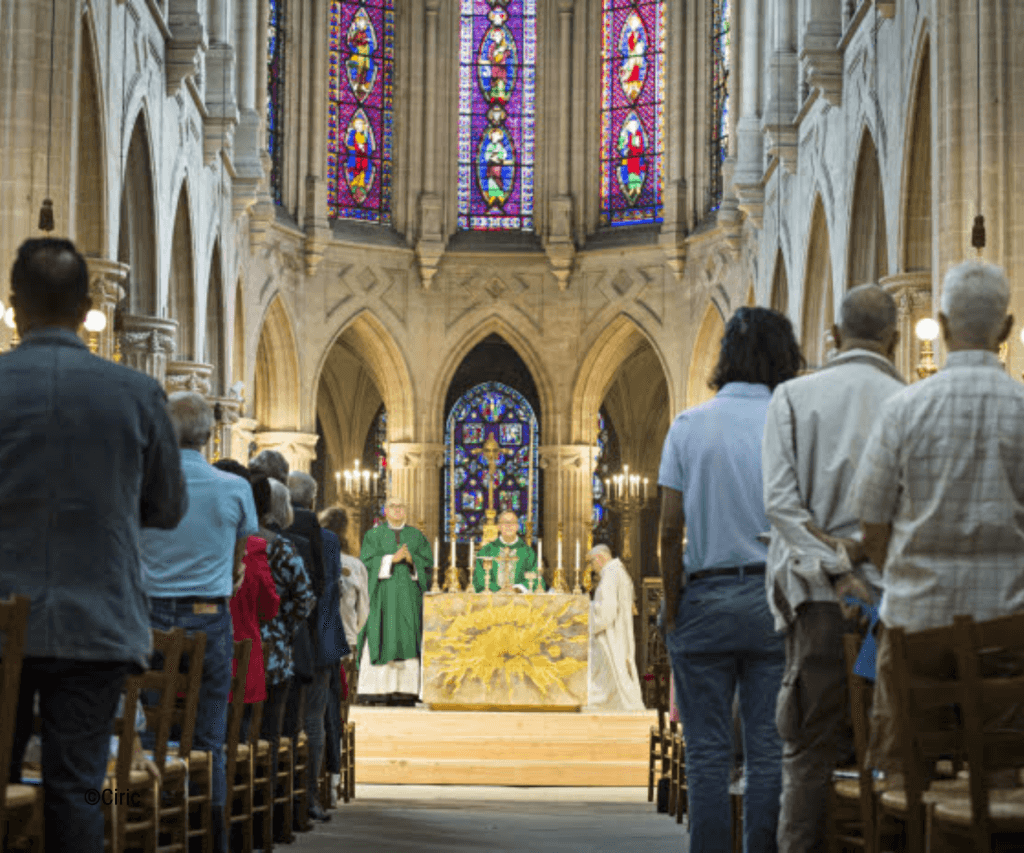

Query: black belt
[[152, 596, 229, 606], [688, 564, 766, 582]]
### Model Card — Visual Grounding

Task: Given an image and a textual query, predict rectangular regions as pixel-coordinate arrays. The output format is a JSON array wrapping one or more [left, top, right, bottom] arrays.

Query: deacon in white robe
[[587, 545, 645, 711]]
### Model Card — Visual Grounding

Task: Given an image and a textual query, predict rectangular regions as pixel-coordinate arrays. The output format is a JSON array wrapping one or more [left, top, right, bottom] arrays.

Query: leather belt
[[688, 563, 766, 582]]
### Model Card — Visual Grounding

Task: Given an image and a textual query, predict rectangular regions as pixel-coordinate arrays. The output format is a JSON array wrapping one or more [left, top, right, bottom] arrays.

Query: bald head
[[833, 284, 898, 358]]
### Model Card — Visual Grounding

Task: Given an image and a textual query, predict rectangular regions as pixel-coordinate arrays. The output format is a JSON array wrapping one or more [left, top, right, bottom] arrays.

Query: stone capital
[[254, 431, 320, 474], [165, 360, 214, 397], [539, 444, 600, 475]]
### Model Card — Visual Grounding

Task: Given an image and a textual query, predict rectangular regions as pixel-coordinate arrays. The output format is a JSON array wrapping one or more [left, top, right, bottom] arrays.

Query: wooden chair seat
[[879, 777, 969, 813], [4, 784, 40, 810], [931, 788, 1024, 827]]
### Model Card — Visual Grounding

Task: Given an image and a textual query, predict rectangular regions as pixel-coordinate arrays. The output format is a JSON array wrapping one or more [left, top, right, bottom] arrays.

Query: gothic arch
[[167, 183, 196, 360], [312, 310, 415, 444], [770, 250, 789, 315], [902, 38, 932, 272], [687, 301, 725, 407], [254, 294, 301, 430], [431, 316, 555, 444], [204, 240, 226, 395], [803, 196, 835, 368], [232, 279, 245, 392], [570, 313, 674, 447], [847, 128, 888, 289], [117, 112, 158, 315], [76, 12, 105, 257]]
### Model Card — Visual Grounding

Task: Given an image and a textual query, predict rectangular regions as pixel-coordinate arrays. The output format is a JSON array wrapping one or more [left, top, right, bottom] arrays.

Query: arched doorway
[[167, 184, 196, 360], [847, 131, 888, 289]]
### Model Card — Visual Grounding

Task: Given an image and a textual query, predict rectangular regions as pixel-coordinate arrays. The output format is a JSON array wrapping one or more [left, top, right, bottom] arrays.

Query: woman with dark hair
[[657, 307, 802, 853]]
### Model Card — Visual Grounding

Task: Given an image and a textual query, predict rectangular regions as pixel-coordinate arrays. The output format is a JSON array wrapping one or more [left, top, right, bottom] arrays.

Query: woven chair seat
[[932, 788, 1024, 828], [4, 783, 40, 809]]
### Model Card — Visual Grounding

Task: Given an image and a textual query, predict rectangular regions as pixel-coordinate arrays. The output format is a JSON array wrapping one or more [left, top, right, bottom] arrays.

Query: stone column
[[387, 442, 445, 544], [733, 0, 764, 226], [801, 0, 842, 106], [248, 0, 275, 245], [545, 1, 575, 287], [539, 445, 599, 581], [254, 430, 319, 473], [85, 258, 128, 361], [303, 0, 330, 275], [230, 415, 260, 462], [119, 315, 178, 385], [762, 0, 798, 172], [415, 0, 445, 289], [881, 272, 932, 382], [233, 0, 263, 213]]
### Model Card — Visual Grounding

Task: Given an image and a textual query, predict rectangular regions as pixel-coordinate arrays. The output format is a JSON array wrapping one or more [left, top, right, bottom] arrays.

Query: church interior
[[2, 0, 1022, 849]]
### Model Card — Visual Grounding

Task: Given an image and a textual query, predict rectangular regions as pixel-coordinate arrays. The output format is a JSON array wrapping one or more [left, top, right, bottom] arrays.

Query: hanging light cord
[[971, 0, 985, 251], [38, 0, 57, 231], [776, 0, 782, 254]]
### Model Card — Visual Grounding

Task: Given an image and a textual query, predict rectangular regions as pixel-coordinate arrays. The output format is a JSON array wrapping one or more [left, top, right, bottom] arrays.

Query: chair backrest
[[223, 640, 252, 804], [170, 630, 207, 758], [952, 612, 1024, 848], [650, 661, 671, 733], [0, 595, 31, 808], [340, 656, 358, 724], [139, 628, 186, 771], [109, 675, 145, 853]]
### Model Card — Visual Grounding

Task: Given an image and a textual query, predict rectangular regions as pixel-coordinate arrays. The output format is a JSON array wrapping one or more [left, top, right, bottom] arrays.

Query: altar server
[[357, 495, 432, 705], [587, 545, 645, 711], [473, 511, 544, 592]]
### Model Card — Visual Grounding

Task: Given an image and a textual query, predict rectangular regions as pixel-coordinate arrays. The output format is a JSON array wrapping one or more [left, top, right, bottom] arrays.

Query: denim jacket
[[0, 328, 187, 666]]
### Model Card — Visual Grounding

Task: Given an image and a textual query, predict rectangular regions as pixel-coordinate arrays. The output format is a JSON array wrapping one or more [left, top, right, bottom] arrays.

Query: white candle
[[557, 535, 562, 568], [450, 535, 456, 569], [434, 537, 439, 567], [469, 538, 475, 570], [344, 471, 352, 492], [537, 538, 542, 570], [575, 539, 580, 571], [644, 477, 649, 502]]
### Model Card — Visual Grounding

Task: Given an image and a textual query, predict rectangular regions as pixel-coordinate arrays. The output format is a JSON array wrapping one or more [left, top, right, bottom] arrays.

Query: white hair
[[166, 392, 214, 448], [287, 471, 317, 509], [940, 261, 1010, 346], [587, 544, 613, 561], [265, 479, 294, 528]]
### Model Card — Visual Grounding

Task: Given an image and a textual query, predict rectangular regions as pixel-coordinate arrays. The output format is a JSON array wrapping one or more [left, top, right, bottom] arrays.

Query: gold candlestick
[[445, 521, 462, 593], [551, 522, 568, 592], [573, 560, 582, 595]]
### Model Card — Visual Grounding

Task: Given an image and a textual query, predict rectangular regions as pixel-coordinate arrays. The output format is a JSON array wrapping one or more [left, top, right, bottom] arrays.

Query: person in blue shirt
[[658, 307, 804, 853], [140, 391, 258, 853]]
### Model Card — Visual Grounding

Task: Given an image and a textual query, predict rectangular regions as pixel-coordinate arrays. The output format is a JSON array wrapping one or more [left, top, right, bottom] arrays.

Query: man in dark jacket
[[0, 238, 187, 852]]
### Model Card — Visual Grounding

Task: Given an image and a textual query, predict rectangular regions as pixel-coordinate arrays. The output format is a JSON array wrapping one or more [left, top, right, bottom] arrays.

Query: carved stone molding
[[165, 1, 206, 95], [165, 360, 214, 397], [801, 19, 843, 107], [416, 193, 446, 289], [85, 257, 129, 361], [545, 196, 575, 289], [882, 271, 932, 382], [230, 416, 260, 462], [254, 430, 320, 474], [119, 314, 178, 384]]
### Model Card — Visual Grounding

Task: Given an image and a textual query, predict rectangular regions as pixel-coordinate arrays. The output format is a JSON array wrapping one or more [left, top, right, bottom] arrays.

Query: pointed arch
[[745, 285, 756, 307], [770, 250, 789, 315], [204, 241, 226, 395], [76, 13, 105, 257], [687, 302, 725, 407], [313, 310, 415, 443], [903, 39, 931, 272], [431, 316, 555, 443], [232, 279, 245, 390], [254, 295, 301, 429], [803, 196, 835, 367], [167, 184, 196, 360], [847, 129, 888, 288], [570, 313, 674, 446], [117, 113, 157, 315]]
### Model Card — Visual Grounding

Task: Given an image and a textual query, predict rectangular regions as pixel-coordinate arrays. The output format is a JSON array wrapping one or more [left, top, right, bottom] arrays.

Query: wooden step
[[357, 757, 650, 787]]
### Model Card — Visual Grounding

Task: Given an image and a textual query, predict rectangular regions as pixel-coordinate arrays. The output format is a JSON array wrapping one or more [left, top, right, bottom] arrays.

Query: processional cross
[[470, 434, 502, 544]]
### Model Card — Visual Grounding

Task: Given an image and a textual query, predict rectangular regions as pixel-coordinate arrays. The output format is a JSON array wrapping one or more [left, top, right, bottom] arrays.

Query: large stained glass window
[[267, 0, 286, 205], [591, 407, 619, 546], [709, 0, 731, 212], [600, 0, 665, 226], [446, 382, 538, 542], [457, 0, 536, 231], [327, 0, 395, 224]]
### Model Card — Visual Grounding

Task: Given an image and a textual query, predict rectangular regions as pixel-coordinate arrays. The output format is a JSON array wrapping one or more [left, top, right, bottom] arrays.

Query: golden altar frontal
[[422, 592, 589, 710]]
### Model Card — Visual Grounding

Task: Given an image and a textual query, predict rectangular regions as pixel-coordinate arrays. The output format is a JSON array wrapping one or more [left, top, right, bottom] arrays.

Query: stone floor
[[282, 785, 688, 852]]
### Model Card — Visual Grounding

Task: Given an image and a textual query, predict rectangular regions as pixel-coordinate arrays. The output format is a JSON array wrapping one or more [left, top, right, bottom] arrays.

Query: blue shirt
[[658, 382, 772, 573], [0, 328, 186, 666], [141, 450, 258, 598]]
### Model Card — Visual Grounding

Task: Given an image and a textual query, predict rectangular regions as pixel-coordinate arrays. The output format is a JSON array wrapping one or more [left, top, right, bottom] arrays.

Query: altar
[[421, 591, 589, 710]]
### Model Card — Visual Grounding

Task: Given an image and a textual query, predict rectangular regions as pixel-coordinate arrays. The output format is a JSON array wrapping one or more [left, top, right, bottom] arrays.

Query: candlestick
[[430, 537, 441, 593], [449, 421, 456, 527], [434, 537, 439, 568], [573, 545, 582, 595], [575, 540, 580, 572], [537, 538, 542, 573], [527, 435, 534, 533], [557, 535, 562, 568], [469, 539, 475, 580], [450, 534, 456, 571]]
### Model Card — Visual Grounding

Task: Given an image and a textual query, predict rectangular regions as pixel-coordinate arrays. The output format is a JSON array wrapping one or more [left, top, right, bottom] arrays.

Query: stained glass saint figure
[[344, 111, 375, 202], [618, 11, 647, 102], [345, 7, 378, 101], [617, 113, 646, 203]]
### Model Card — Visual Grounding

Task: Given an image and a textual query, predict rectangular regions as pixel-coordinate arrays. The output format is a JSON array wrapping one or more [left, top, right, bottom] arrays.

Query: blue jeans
[[303, 666, 332, 810], [9, 658, 136, 853], [666, 572, 785, 853], [145, 598, 233, 841]]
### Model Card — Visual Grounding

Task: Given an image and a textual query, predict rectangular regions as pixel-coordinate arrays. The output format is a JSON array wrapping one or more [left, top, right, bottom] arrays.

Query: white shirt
[[339, 553, 369, 644], [762, 349, 905, 630], [851, 350, 1024, 631]]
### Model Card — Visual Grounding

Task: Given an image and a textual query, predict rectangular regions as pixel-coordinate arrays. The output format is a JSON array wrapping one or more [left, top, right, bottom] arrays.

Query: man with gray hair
[[762, 283, 905, 852], [586, 545, 644, 711], [140, 391, 258, 853], [250, 448, 289, 485], [852, 261, 1024, 771]]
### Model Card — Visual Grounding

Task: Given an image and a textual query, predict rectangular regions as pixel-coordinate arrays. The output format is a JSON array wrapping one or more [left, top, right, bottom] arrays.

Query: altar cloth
[[421, 592, 589, 710]]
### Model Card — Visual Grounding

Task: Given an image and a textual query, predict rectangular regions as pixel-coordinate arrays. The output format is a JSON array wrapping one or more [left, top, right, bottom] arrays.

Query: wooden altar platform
[[349, 707, 655, 786]]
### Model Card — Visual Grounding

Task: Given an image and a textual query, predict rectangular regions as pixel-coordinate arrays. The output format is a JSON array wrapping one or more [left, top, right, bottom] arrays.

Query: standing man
[[357, 496, 432, 706], [473, 511, 544, 592], [1, 239, 187, 853], [762, 284, 905, 852], [140, 391, 258, 853], [587, 545, 644, 711], [852, 261, 1024, 771], [659, 307, 803, 853]]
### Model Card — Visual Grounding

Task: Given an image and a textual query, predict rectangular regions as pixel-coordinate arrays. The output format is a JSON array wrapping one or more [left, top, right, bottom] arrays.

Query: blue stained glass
[[592, 408, 617, 546], [446, 381, 537, 543], [709, 0, 731, 212], [267, 0, 286, 205]]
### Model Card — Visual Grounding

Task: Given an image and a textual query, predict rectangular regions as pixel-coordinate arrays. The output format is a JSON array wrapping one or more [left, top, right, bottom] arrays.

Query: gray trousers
[[776, 602, 858, 853], [303, 666, 332, 810]]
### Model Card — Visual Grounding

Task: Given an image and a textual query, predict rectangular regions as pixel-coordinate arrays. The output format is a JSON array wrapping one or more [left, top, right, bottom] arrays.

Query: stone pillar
[[205, 0, 239, 162], [762, 0, 798, 172], [209, 395, 242, 461], [415, 0, 445, 289], [881, 272, 932, 382], [387, 442, 445, 544], [545, 1, 575, 287], [539, 445, 599, 578], [85, 258, 128, 361], [254, 430, 319, 473], [733, 0, 764, 226], [801, 0, 842, 106], [303, 0, 330, 275], [248, 0, 275, 244], [119, 315, 178, 385], [231, 416, 260, 462], [233, 0, 263, 213]]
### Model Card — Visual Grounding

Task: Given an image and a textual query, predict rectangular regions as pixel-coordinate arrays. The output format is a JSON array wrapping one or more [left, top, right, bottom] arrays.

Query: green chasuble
[[357, 523, 432, 667], [473, 536, 545, 592]]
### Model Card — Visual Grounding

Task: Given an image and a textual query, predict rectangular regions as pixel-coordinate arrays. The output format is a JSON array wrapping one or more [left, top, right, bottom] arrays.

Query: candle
[[557, 535, 562, 568], [334, 471, 341, 498], [450, 534, 456, 569], [575, 539, 580, 571], [527, 434, 534, 532], [537, 538, 542, 571], [344, 471, 352, 492], [434, 537, 439, 567], [644, 477, 649, 502]]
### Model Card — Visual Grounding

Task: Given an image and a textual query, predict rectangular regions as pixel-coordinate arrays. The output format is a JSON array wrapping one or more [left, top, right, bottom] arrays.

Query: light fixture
[[84, 309, 107, 355], [4, 307, 15, 328], [915, 318, 939, 379]]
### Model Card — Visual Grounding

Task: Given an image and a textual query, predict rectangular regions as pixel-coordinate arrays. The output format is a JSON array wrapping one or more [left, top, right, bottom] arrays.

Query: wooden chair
[[244, 701, 274, 853], [292, 731, 310, 832], [222, 640, 252, 853], [337, 656, 357, 804], [646, 661, 672, 805], [0, 595, 43, 853], [272, 733, 295, 844], [927, 613, 1024, 852], [669, 727, 687, 824]]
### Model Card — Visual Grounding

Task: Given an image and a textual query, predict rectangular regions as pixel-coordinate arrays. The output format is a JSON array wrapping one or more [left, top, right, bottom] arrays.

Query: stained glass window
[[267, 0, 286, 205], [600, 0, 665, 226], [327, 0, 395, 224], [709, 0, 731, 212], [457, 0, 536, 231], [362, 404, 388, 524], [445, 382, 538, 542], [591, 407, 619, 546]]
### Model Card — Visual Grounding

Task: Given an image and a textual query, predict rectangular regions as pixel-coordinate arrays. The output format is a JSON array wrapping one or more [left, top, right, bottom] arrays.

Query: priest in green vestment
[[356, 495, 432, 704], [473, 511, 546, 592]]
